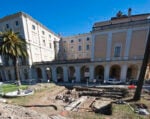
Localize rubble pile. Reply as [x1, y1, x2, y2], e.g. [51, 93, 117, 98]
[55, 89, 78, 103]
[131, 103, 150, 115]
[54, 87, 117, 114]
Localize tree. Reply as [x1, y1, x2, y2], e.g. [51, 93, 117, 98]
[133, 29, 150, 101]
[0, 30, 28, 86]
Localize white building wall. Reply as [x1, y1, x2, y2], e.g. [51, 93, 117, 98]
[0, 12, 60, 81]
[21, 13, 60, 64]
[21, 16, 34, 65]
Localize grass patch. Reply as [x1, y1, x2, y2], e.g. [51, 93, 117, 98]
[7, 83, 57, 105]
[1, 84, 28, 94]
[68, 111, 105, 119]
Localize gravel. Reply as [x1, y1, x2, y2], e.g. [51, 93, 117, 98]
[0, 102, 66, 119]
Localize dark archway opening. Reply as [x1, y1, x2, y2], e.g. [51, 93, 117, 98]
[94, 65, 104, 83]
[56, 67, 64, 82]
[109, 65, 121, 80]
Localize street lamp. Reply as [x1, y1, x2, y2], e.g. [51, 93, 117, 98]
[84, 67, 89, 87]
[46, 67, 50, 83]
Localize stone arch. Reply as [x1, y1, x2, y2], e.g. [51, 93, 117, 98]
[56, 66, 64, 82]
[36, 67, 42, 82]
[94, 65, 104, 83]
[109, 65, 121, 80]
[126, 64, 138, 81]
[80, 65, 89, 83]
[68, 66, 75, 83]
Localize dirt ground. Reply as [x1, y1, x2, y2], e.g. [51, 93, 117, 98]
[13, 84, 68, 116]
[4, 83, 150, 119]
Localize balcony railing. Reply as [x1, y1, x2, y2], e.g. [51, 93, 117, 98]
[94, 55, 144, 62]
[33, 55, 144, 66]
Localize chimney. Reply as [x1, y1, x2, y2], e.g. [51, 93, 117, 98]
[128, 8, 132, 17]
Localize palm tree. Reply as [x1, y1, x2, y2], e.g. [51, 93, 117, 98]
[0, 29, 28, 86]
[133, 29, 150, 100]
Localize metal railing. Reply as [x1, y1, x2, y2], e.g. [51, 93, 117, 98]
[33, 55, 144, 66]
[94, 56, 144, 62]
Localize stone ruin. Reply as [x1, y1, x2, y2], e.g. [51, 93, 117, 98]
[54, 86, 129, 115]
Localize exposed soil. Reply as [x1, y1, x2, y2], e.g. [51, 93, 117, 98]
[1, 83, 150, 119]
[0, 102, 53, 119]
[22, 84, 68, 116]
[2, 84, 68, 119]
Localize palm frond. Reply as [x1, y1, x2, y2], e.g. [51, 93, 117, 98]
[0, 30, 28, 58]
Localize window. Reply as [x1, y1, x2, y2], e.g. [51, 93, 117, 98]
[32, 32, 38, 43]
[78, 46, 82, 51]
[71, 46, 74, 51]
[32, 25, 35, 30]
[86, 45, 90, 50]
[79, 54, 82, 57]
[15, 21, 19, 26]
[78, 39, 81, 42]
[114, 46, 121, 57]
[87, 37, 90, 41]
[42, 31, 45, 35]
[6, 24, 9, 29]
[71, 40, 74, 43]
[49, 34, 51, 38]
[43, 40, 46, 46]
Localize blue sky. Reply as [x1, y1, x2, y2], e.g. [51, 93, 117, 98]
[0, 0, 150, 36]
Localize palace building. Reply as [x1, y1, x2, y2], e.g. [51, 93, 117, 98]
[0, 12, 60, 82]
[0, 9, 150, 84]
